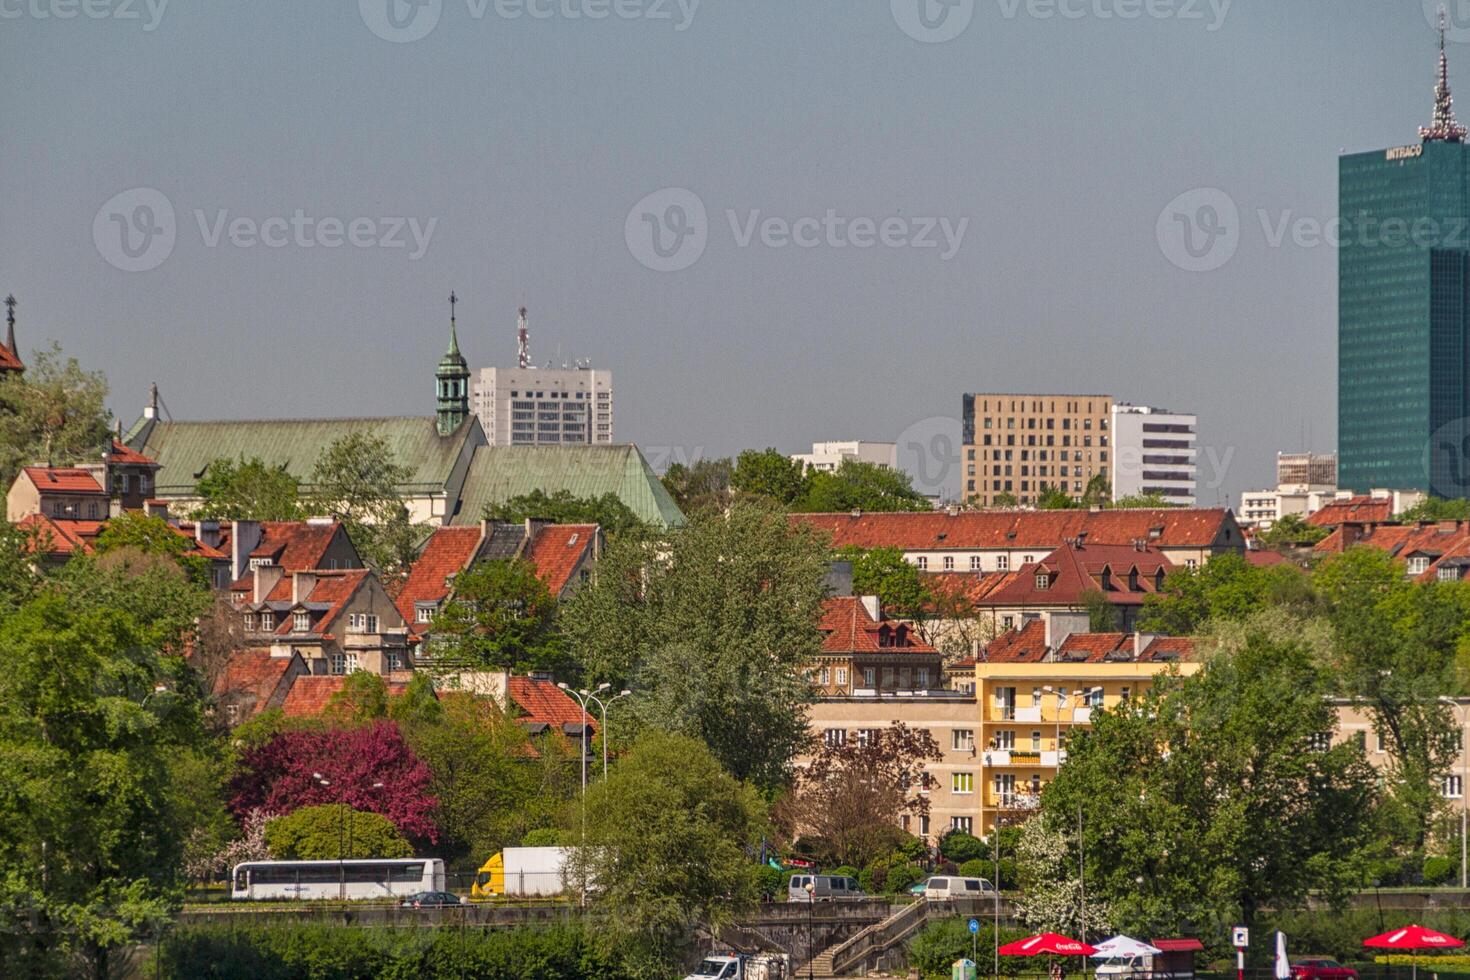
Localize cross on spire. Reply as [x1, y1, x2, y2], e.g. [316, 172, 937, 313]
[4, 294, 15, 355]
[1423, 6, 1468, 142]
[449, 290, 457, 323]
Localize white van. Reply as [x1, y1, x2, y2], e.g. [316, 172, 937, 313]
[787, 874, 865, 902]
[919, 876, 995, 899]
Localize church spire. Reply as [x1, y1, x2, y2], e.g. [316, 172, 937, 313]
[436, 290, 470, 436]
[4, 294, 15, 356]
[1423, 6, 1468, 142]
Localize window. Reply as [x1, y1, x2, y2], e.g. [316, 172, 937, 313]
[824, 729, 847, 747]
[1440, 565, 1461, 581]
[348, 613, 379, 633]
[1031, 730, 1041, 750]
[345, 652, 360, 673]
[952, 729, 975, 751]
[1032, 687, 1042, 707]
[1307, 732, 1332, 752]
[330, 653, 346, 675]
[387, 652, 405, 670]
[1087, 688, 1104, 708]
[856, 729, 879, 747]
[415, 603, 437, 624]
[1409, 556, 1431, 575]
[863, 667, 875, 687]
[916, 667, 929, 687]
[819, 667, 830, 685]
[994, 730, 1014, 750]
[1446, 775, 1464, 799]
[952, 772, 974, 795]
[1035, 573, 1049, 590]
[243, 613, 256, 632]
[970, 556, 982, 571]
[836, 667, 847, 686]
[996, 555, 1009, 571]
[260, 612, 274, 631]
[1185, 558, 1198, 570]
[1001, 615, 1014, 629]
[248, 557, 273, 570]
[950, 816, 973, 833]
[919, 815, 930, 836]
[943, 555, 955, 571]
[916, 557, 929, 571]
[292, 611, 310, 633]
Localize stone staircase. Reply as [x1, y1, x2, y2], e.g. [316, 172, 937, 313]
[805, 945, 838, 976]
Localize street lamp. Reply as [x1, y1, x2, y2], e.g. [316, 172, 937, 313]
[584, 687, 633, 779]
[313, 772, 344, 900]
[557, 682, 606, 798]
[804, 880, 816, 980]
[1441, 696, 1469, 887]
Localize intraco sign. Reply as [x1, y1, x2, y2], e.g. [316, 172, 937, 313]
[1232, 927, 1250, 948]
[1387, 145, 1425, 161]
[969, 919, 980, 934]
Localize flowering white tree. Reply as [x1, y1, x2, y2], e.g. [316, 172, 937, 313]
[185, 808, 275, 882]
[1012, 816, 1111, 937]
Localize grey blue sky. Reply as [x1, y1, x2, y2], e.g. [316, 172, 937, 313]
[0, 0, 1457, 503]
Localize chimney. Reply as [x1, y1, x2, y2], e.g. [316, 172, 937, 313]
[194, 519, 221, 550]
[292, 571, 317, 604]
[1043, 610, 1089, 652]
[143, 382, 159, 421]
[859, 594, 881, 621]
[144, 500, 169, 521]
[849, 508, 862, 518]
[252, 564, 284, 604]
[231, 520, 263, 582]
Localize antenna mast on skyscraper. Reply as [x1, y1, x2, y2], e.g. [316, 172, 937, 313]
[1423, 6, 1468, 142]
[517, 306, 530, 368]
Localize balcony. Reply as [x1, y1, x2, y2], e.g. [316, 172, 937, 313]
[1040, 750, 1065, 767]
[1073, 707, 1094, 724]
[1015, 706, 1042, 723]
[984, 750, 1011, 767]
[993, 792, 1042, 812]
[991, 706, 1017, 721]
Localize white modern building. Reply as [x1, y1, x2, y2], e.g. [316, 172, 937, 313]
[1109, 404, 1197, 506]
[1238, 452, 1341, 527]
[470, 308, 612, 447]
[792, 441, 897, 474]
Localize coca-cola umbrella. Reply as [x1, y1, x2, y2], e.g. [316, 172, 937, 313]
[1000, 933, 1099, 956]
[1363, 925, 1465, 980]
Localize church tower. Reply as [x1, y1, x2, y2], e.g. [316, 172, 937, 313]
[436, 292, 470, 436]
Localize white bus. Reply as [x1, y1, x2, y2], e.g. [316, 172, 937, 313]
[231, 859, 446, 901]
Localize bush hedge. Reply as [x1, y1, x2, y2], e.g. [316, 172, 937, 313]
[1424, 856, 1457, 887]
[151, 921, 634, 979]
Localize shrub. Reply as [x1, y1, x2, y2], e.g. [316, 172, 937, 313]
[829, 865, 860, 880]
[939, 830, 984, 864]
[520, 827, 561, 847]
[908, 919, 1032, 978]
[885, 863, 926, 894]
[755, 865, 785, 901]
[152, 921, 634, 979]
[264, 805, 411, 861]
[1424, 856, 1457, 887]
[958, 859, 990, 879]
[895, 833, 929, 863]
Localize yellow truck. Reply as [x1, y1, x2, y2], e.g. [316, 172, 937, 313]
[470, 847, 571, 900]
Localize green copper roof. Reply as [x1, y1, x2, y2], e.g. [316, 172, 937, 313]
[130, 416, 483, 496]
[451, 444, 686, 528]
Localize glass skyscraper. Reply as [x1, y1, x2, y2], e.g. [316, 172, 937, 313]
[1340, 17, 1470, 496]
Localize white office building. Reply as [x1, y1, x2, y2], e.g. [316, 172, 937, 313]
[792, 441, 898, 474]
[472, 366, 612, 446]
[1109, 405, 1197, 506]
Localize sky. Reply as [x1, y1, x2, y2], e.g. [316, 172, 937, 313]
[0, 0, 1460, 505]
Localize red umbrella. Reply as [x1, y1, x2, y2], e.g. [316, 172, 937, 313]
[1363, 925, 1464, 980]
[1363, 926, 1465, 950]
[1000, 933, 1099, 956]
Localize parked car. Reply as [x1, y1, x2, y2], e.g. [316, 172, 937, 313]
[1292, 959, 1359, 980]
[401, 890, 461, 908]
[918, 875, 996, 899]
[786, 874, 865, 902]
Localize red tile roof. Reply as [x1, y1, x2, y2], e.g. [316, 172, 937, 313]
[1245, 549, 1288, 566]
[15, 514, 104, 556]
[394, 526, 482, 622]
[982, 542, 1173, 608]
[980, 619, 1194, 664]
[0, 341, 22, 373]
[247, 569, 373, 636]
[1141, 636, 1195, 661]
[818, 596, 936, 654]
[213, 649, 296, 717]
[1056, 632, 1131, 661]
[1307, 496, 1393, 527]
[922, 571, 1017, 609]
[526, 524, 596, 596]
[793, 509, 1237, 551]
[220, 522, 350, 587]
[107, 440, 157, 466]
[1311, 520, 1470, 582]
[278, 673, 414, 718]
[22, 466, 105, 495]
[507, 676, 596, 730]
[983, 618, 1050, 663]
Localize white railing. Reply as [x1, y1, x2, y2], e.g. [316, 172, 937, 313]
[1015, 706, 1042, 723]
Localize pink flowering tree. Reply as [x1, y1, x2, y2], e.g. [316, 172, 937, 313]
[228, 720, 439, 843]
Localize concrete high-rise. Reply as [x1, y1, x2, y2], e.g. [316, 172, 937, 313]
[470, 308, 613, 446]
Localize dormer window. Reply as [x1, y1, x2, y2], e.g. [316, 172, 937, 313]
[1035, 573, 1049, 590]
[1408, 556, 1431, 575]
[415, 603, 437, 624]
[292, 611, 310, 633]
[249, 557, 273, 570]
[243, 613, 256, 632]
[1100, 568, 1113, 590]
[1128, 569, 1140, 591]
[1440, 565, 1461, 582]
[259, 612, 275, 631]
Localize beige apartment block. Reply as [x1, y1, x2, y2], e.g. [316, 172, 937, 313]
[962, 394, 1114, 507]
[1334, 698, 1470, 820]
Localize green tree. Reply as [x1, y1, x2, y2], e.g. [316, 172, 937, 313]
[310, 431, 421, 575]
[567, 500, 829, 790]
[1136, 551, 1316, 636]
[567, 732, 765, 977]
[1113, 492, 1175, 508]
[992, 492, 1018, 507]
[661, 457, 734, 514]
[731, 448, 808, 505]
[1399, 497, 1470, 522]
[264, 804, 411, 860]
[1259, 513, 1329, 548]
[429, 559, 566, 674]
[0, 342, 110, 489]
[93, 510, 211, 586]
[483, 488, 645, 537]
[1037, 486, 1079, 510]
[794, 459, 930, 512]
[0, 594, 216, 980]
[194, 455, 305, 521]
[1046, 634, 1378, 939]
[1079, 588, 1119, 632]
[840, 545, 931, 617]
[0, 519, 44, 622]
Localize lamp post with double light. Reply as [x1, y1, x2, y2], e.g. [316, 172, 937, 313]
[584, 687, 632, 779]
[557, 682, 608, 798]
[312, 772, 384, 899]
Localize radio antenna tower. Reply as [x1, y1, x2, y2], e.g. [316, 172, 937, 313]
[517, 306, 531, 368]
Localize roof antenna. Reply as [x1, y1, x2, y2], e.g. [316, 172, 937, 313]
[1423, 6, 1467, 142]
[518, 306, 530, 369]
